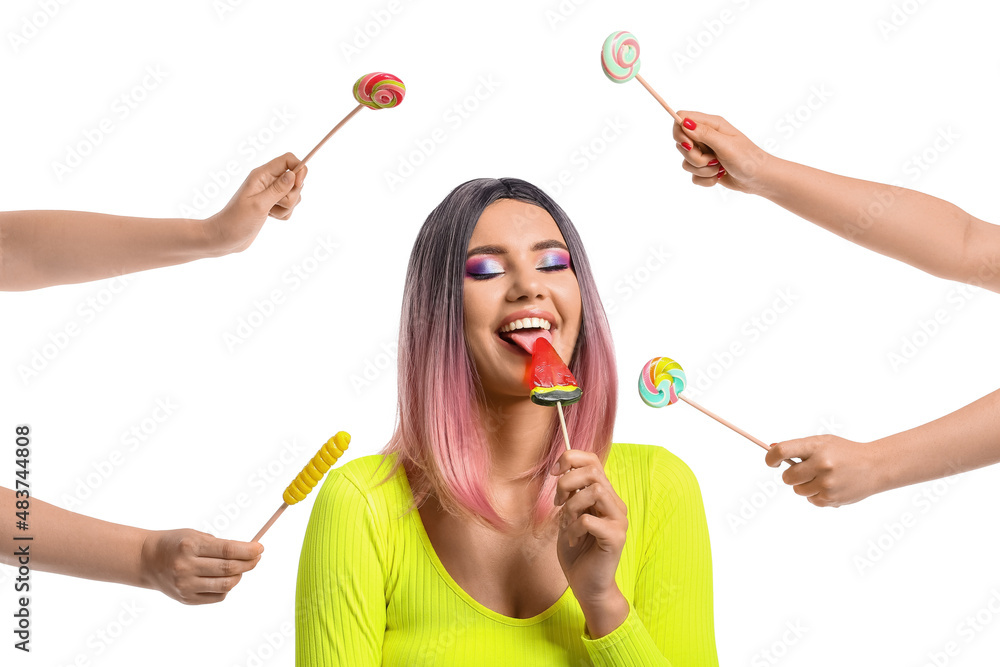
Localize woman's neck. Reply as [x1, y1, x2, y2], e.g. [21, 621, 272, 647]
[480, 395, 556, 489]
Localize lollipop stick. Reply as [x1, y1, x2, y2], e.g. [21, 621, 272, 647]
[679, 395, 797, 465]
[251, 502, 288, 543]
[556, 401, 572, 451]
[634, 74, 683, 125]
[294, 103, 365, 172]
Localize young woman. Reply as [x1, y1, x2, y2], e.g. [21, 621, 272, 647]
[296, 179, 718, 665]
[674, 112, 1000, 508]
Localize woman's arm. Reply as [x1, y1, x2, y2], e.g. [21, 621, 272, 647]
[296, 470, 385, 666]
[767, 386, 1000, 507]
[0, 153, 307, 291]
[0, 488, 262, 603]
[673, 112, 1000, 293]
[581, 447, 718, 666]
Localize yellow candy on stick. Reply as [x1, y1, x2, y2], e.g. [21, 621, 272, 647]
[251, 432, 350, 542]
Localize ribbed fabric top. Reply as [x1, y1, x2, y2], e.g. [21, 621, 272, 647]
[295, 442, 718, 666]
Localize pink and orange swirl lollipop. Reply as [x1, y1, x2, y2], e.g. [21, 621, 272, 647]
[295, 72, 406, 170]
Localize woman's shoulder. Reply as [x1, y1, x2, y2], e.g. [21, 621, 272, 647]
[606, 442, 703, 505]
[313, 451, 410, 516]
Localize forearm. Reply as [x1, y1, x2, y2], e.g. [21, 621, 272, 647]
[0, 210, 217, 291]
[756, 157, 998, 289]
[875, 387, 1000, 493]
[1, 490, 150, 588]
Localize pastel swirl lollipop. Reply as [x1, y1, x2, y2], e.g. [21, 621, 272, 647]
[353, 72, 406, 109]
[638, 357, 686, 408]
[601, 31, 641, 83]
[600, 31, 683, 124]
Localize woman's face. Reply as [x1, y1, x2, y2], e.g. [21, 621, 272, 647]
[463, 199, 582, 400]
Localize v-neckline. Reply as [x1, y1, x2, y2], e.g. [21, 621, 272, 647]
[401, 470, 573, 626]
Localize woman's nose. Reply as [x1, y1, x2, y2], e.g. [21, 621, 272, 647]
[506, 267, 544, 301]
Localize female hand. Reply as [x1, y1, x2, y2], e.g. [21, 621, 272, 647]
[550, 449, 628, 607]
[205, 152, 308, 255]
[139, 529, 263, 604]
[672, 111, 774, 195]
[765, 435, 886, 507]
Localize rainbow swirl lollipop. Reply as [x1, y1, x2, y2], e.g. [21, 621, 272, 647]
[638, 357, 686, 408]
[353, 72, 406, 109]
[601, 31, 641, 83]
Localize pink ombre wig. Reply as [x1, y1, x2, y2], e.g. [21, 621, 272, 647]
[376, 178, 617, 533]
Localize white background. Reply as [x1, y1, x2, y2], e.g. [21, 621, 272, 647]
[2, 0, 999, 665]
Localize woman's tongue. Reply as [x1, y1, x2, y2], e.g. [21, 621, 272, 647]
[506, 328, 553, 354]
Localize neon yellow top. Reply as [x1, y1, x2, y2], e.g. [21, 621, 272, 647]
[295, 443, 718, 666]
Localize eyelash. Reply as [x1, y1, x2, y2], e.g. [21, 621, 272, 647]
[466, 260, 570, 280]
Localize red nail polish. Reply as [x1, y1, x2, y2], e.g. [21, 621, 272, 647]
[716, 169, 726, 179]
[683, 118, 697, 130]
[681, 142, 692, 151]
[707, 159, 718, 166]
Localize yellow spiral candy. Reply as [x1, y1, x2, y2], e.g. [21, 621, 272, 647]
[282, 431, 351, 505]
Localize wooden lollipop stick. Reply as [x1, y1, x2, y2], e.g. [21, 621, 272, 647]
[252, 502, 288, 543]
[679, 395, 798, 465]
[292, 103, 365, 172]
[634, 74, 683, 125]
[556, 402, 572, 451]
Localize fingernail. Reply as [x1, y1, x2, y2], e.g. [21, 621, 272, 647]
[281, 171, 294, 183]
[683, 118, 697, 130]
[707, 159, 718, 166]
[681, 142, 692, 151]
[716, 169, 726, 179]
[550, 462, 560, 475]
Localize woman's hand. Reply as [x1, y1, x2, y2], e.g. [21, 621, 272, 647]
[765, 435, 887, 507]
[550, 449, 628, 608]
[139, 529, 264, 604]
[204, 152, 308, 256]
[673, 111, 775, 195]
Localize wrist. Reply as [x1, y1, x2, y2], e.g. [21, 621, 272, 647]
[580, 587, 629, 639]
[867, 437, 900, 495]
[136, 530, 160, 591]
[745, 153, 786, 199]
[199, 213, 232, 258]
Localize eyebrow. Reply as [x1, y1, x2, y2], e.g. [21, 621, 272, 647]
[466, 239, 569, 258]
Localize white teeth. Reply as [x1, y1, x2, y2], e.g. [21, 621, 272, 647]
[499, 317, 553, 333]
